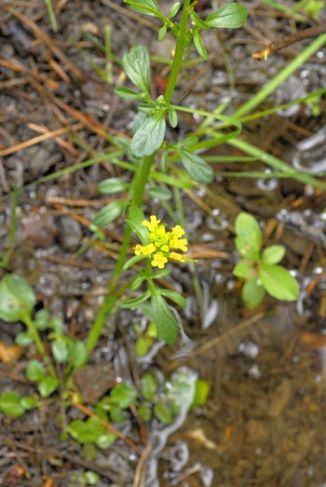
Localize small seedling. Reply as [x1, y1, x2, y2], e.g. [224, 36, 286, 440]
[233, 212, 299, 309]
[0, 273, 87, 398]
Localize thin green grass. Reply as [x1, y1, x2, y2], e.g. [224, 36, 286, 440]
[44, 0, 58, 32]
[227, 138, 326, 189]
[234, 34, 326, 118]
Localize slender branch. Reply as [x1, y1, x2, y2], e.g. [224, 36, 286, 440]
[164, 0, 191, 104]
[252, 25, 326, 60]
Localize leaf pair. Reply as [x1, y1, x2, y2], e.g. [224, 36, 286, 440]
[234, 212, 299, 310]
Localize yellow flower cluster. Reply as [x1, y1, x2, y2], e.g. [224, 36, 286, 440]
[134, 216, 189, 269]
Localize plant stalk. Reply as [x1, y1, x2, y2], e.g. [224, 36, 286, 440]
[86, 0, 193, 356]
[164, 0, 191, 104]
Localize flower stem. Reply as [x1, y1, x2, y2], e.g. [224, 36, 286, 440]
[164, 0, 191, 104]
[22, 313, 46, 356]
[86, 155, 153, 354]
[86, 0, 193, 357]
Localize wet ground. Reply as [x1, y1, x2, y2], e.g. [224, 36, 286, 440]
[0, 1, 326, 486]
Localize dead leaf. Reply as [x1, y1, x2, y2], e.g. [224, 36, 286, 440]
[0, 341, 22, 365]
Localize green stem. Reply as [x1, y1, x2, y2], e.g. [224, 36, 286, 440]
[86, 1, 192, 356]
[22, 314, 46, 356]
[22, 313, 56, 376]
[86, 156, 153, 354]
[164, 0, 191, 104]
[234, 34, 326, 118]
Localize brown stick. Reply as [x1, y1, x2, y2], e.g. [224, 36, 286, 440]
[252, 25, 326, 60]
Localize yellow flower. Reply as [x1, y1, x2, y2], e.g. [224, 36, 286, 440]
[152, 252, 168, 269]
[133, 216, 190, 268]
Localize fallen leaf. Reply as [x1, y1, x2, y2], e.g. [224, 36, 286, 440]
[0, 341, 22, 365]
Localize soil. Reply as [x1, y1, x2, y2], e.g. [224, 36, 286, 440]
[0, 1, 326, 486]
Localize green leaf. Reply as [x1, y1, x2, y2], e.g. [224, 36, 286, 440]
[26, 360, 45, 382]
[190, 10, 208, 29]
[148, 186, 172, 201]
[68, 341, 88, 368]
[48, 317, 63, 334]
[0, 274, 36, 322]
[168, 108, 178, 128]
[158, 24, 168, 41]
[20, 396, 38, 410]
[138, 404, 152, 422]
[166, 368, 197, 412]
[122, 46, 150, 92]
[180, 150, 213, 183]
[52, 339, 68, 364]
[123, 255, 146, 271]
[98, 177, 128, 194]
[124, 0, 160, 17]
[141, 372, 158, 401]
[110, 384, 137, 409]
[168, 2, 181, 18]
[235, 212, 262, 259]
[259, 264, 299, 301]
[149, 295, 180, 344]
[262, 245, 285, 264]
[34, 309, 50, 330]
[93, 201, 125, 228]
[159, 289, 186, 308]
[241, 278, 265, 310]
[131, 113, 166, 157]
[68, 419, 101, 444]
[114, 86, 142, 100]
[108, 406, 126, 423]
[192, 379, 210, 408]
[154, 401, 173, 424]
[0, 391, 25, 417]
[126, 205, 148, 243]
[120, 292, 151, 309]
[15, 332, 33, 347]
[38, 375, 60, 397]
[233, 260, 255, 279]
[135, 336, 153, 356]
[96, 432, 116, 449]
[205, 3, 248, 29]
[84, 471, 101, 485]
[193, 30, 208, 59]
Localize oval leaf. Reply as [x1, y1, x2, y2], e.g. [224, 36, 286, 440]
[262, 245, 285, 264]
[110, 384, 137, 409]
[114, 86, 142, 100]
[52, 339, 68, 364]
[122, 46, 150, 92]
[193, 30, 208, 59]
[205, 3, 248, 29]
[131, 114, 166, 157]
[233, 260, 255, 280]
[26, 360, 45, 382]
[0, 391, 25, 417]
[93, 201, 125, 228]
[0, 274, 36, 322]
[124, 0, 160, 17]
[235, 212, 262, 259]
[38, 375, 60, 398]
[180, 150, 213, 183]
[259, 264, 299, 301]
[98, 177, 128, 194]
[150, 295, 180, 344]
[241, 278, 265, 310]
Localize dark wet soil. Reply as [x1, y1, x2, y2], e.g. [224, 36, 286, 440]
[0, 1, 326, 486]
